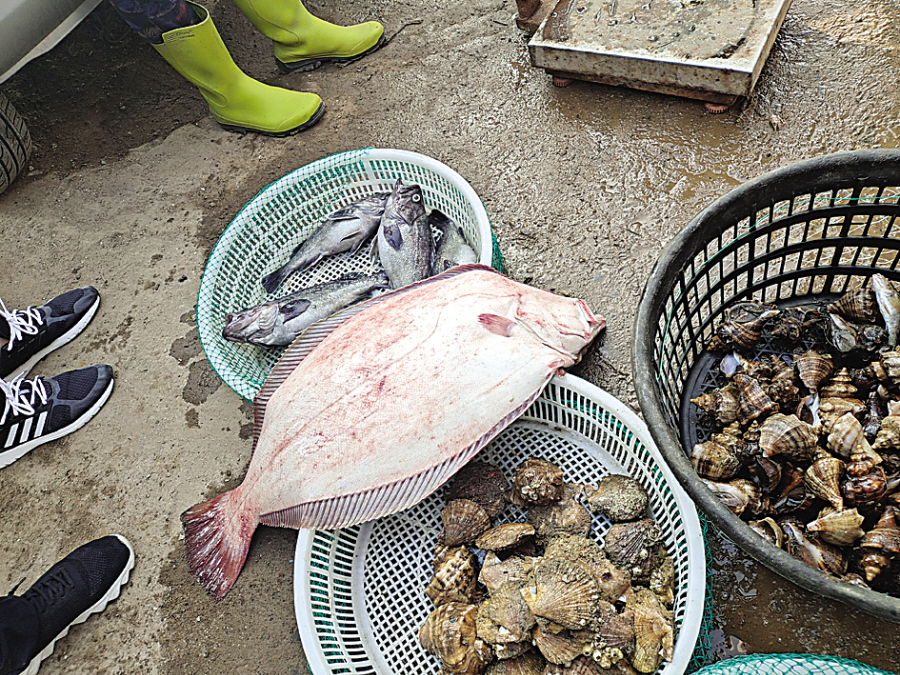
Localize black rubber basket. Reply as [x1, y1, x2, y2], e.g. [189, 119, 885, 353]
[632, 149, 900, 623]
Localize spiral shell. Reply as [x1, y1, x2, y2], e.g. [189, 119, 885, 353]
[749, 517, 784, 548]
[691, 384, 740, 426]
[842, 452, 887, 506]
[766, 359, 801, 410]
[703, 478, 768, 517]
[873, 415, 900, 453]
[782, 520, 848, 576]
[708, 309, 778, 352]
[827, 412, 871, 460]
[827, 288, 879, 322]
[734, 373, 780, 424]
[512, 459, 565, 506]
[807, 507, 865, 547]
[880, 350, 900, 386]
[477, 523, 537, 552]
[691, 437, 742, 481]
[863, 392, 887, 443]
[585, 474, 648, 522]
[419, 602, 492, 674]
[522, 558, 601, 630]
[440, 499, 492, 546]
[448, 461, 510, 519]
[759, 413, 819, 462]
[795, 350, 834, 392]
[859, 506, 900, 557]
[804, 453, 845, 510]
[426, 545, 483, 606]
[820, 368, 858, 399]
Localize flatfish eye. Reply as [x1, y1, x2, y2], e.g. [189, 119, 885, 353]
[413, 194, 421, 202]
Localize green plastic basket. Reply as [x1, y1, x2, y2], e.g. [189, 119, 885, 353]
[693, 654, 897, 675]
[196, 148, 502, 401]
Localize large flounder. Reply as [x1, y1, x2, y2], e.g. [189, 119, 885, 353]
[182, 264, 605, 599]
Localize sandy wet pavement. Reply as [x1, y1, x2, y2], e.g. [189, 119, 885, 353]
[0, 0, 899, 672]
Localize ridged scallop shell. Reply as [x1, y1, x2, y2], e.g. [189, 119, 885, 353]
[493, 641, 535, 662]
[827, 288, 878, 322]
[804, 454, 845, 510]
[749, 517, 784, 548]
[649, 555, 676, 608]
[486, 650, 544, 674]
[543, 534, 632, 604]
[440, 499, 492, 546]
[691, 384, 740, 426]
[476, 581, 536, 644]
[477, 523, 537, 552]
[603, 519, 664, 580]
[541, 656, 606, 675]
[528, 488, 592, 545]
[532, 623, 584, 666]
[628, 588, 674, 675]
[512, 459, 565, 506]
[734, 373, 779, 424]
[479, 553, 536, 595]
[586, 474, 648, 522]
[795, 350, 834, 392]
[419, 602, 492, 674]
[807, 507, 865, 546]
[759, 413, 819, 462]
[522, 558, 600, 630]
[448, 461, 510, 518]
[426, 545, 482, 606]
[691, 438, 742, 481]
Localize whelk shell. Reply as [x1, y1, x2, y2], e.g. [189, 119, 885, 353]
[827, 287, 878, 322]
[807, 507, 865, 547]
[691, 384, 740, 426]
[782, 520, 848, 576]
[691, 437, 742, 481]
[873, 415, 900, 453]
[440, 498, 492, 546]
[708, 309, 778, 352]
[842, 452, 887, 506]
[820, 368, 858, 399]
[702, 478, 768, 517]
[804, 453, 845, 511]
[734, 373, 779, 424]
[795, 349, 834, 393]
[827, 412, 873, 461]
[749, 517, 784, 548]
[759, 413, 818, 462]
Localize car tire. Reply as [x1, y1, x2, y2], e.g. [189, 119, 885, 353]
[0, 91, 33, 196]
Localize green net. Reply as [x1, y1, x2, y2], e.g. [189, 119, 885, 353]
[196, 148, 500, 400]
[693, 654, 897, 675]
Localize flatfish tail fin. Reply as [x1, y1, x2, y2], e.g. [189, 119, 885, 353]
[252, 263, 502, 452]
[181, 489, 259, 600]
[259, 372, 551, 530]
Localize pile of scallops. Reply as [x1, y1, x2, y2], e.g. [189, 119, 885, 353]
[692, 273, 900, 595]
[417, 458, 677, 675]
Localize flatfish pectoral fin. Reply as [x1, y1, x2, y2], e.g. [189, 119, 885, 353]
[259, 374, 554, 531]
[479, 313, 516, 337]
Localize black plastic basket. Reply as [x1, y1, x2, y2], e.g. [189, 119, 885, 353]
[632, 149, 900, 623]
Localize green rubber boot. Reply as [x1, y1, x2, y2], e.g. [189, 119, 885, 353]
[153, 3, 323, 136]
[230, 0, 384, 73]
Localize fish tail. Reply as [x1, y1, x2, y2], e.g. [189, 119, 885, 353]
[181, 488, 258, 600]
[262, 267, 288, 294]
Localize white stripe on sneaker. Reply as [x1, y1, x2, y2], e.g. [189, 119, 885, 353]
[5, 423, 16, 448]
[20, 416, 33, 443]
[34, 410, 47, 437]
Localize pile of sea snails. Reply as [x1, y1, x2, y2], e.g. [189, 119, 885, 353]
[417, 458, 677, 675]
[692, 272, 900, 596]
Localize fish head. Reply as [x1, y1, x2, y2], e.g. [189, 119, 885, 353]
[511, 290, 605, 363]
[222, 301, 279, 344]
[386, 179, 426, 226]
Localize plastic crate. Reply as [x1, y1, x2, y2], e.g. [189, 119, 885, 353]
[196, 148, 501, 401]
[633, 149, 900, 623]
[294, 374, 707, 675]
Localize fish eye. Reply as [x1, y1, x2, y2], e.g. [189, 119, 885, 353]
[412, 195, 420, 202]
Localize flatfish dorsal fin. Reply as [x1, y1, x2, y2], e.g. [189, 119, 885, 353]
[251, 263, 499, 454]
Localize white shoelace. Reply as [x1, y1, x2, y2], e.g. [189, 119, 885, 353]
[0, 374, 48, 425]
[0, 299, 44, 351]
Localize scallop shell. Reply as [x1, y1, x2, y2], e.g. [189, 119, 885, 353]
[479, 553, 536, 596]
[532, 623, 584, 666]
[749, 517, 784, 548]
[541, 656, 606, 675]
[512, 458, 565, 506]
[795, 349, 834, 392]
[734, 373, 780, 424]
[649, 554, 676, 608]
[585, 474, 648, 522]
[804, 454, 845, 510]
[628, 588, 674, 675]
[476, 581, 536, 644]
[759, 413, 819, 462]
[691, 438, 742, 481]
[807, 507, 865, 547]
[426, 545, 482, 606]
[603, 519, 664, 580]
[522, 558, 600, 630]
[477, 523, 537, 552]
[440, 499, 492, 546]
[827, 288, 878, 322]
[486, 650, 545, 674]
[419, 602, 492, 674]
[543, 534, 632, 604]
[690, 384, 740, 426]
[493, 641, 536, 662]
[448, 461, 510, 519]
[528, 488, 592, 545]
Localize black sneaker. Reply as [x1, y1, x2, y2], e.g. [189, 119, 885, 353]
[0, 365, 115, 470]
[0, 287, 101, 380]
[0, 535, 135, 675]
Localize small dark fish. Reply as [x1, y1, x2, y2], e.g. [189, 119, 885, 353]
[376, 179, 433, 289]
[223, 272, 389, 346]
[261, 192, 390, 293]
[432, 210, 478, 272]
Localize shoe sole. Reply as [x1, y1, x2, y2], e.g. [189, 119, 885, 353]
[7, 295, 101, 380]
[20, 534, 136, 675]
[0, 373, 114, 470]
[217, 101, 325, 138]
[275, 37, 384, 74]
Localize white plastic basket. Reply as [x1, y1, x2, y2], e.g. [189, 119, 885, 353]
[196, 148, 498, 401]
[294, 374, 707, 675]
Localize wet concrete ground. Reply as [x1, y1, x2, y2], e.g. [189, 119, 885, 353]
[0, 0, 899, 672]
